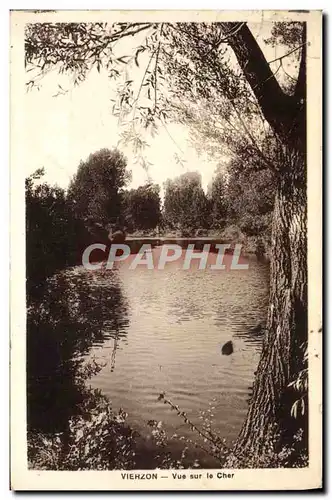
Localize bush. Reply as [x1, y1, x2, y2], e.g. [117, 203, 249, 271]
[221, 224, 245, 243]
[238, 213, 271, 237]
[28, 389, 138, 470]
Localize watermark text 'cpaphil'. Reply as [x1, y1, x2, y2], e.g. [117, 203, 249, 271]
[82, 243, 249, 271]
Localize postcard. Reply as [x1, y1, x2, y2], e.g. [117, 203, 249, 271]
[10, 9, 322, 490]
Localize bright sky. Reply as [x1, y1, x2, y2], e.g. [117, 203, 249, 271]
[25, 68, 220, 193]
[24, 22, 294, 194]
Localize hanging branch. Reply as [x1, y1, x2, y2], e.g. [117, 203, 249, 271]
[153, 24, 164, 114]
[229, 100, 277, 172]
[267, 42, 307, 65]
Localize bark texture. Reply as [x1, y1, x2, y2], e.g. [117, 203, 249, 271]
[234, 152, 307, 458]
[221, 22, 308, 460]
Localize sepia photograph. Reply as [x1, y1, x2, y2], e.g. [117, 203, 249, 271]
[10, 9, 322, 490]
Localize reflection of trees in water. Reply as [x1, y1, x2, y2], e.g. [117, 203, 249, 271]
[110, 337, 118, 373]
[214, 264, 269, 349]
[27, 267, 129, 435]
[231, 320, 266, 347]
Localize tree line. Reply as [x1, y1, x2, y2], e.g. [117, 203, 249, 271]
[26, 146, 274, 289]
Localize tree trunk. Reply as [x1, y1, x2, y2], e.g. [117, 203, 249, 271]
[218, 22, 308, 465]
[233, 145, 307, 463]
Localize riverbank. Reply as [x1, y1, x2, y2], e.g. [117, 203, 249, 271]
[28, 380, 307, 470]
[126, 225, 271, 259]
[27, 381, 221, 470]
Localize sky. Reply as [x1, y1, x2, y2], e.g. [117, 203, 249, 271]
[24, 21, 295, 194]
[24, 68, 220, 193]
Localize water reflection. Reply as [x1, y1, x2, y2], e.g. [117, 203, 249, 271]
[27, 267, 129, 434]
[87, 246, 269, 447]
[27, 240, 270, 461]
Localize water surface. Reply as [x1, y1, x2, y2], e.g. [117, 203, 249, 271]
[85, 243, 269, 449]
[28, 241, 269, 464]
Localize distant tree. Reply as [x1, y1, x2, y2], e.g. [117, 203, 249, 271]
[207, 167, 229, 230]
[228, 170, 275, 237]
[123, 183, 161, 232]
[163, 172, 209, 233]
[223, 140, 276, 237]
[67, 149, 131, 227]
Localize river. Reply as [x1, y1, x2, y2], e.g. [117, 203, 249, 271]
[27, 240, 269, 466]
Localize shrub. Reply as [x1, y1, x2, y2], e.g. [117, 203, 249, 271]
[28, 388, 138, 470]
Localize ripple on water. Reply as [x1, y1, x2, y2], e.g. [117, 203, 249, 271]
[36, 252, 268, 453]
[72, 250, 270, 448]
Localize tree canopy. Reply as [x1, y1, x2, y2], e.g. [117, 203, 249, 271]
[67, 148, 131, 226]
[123, 182, 161, 231]
[163, 172, 209, 233]
[25, 21, 306, 150]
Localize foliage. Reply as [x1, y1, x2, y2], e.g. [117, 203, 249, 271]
[123, 182, 161, 231]
[227, 166, 275, 236]
[226, 425, 308, 469]
[163, 172, 209, 233]
[25, 21, 298, 154]
[25, 23, 156, 89]
[27, 264, 131, 432]
[29, 382, 308, 470]
[288, 342, 308, 419]
[158, 392, 228, 464]
[264, 21, 304, 50]
[28, 389, 138, 470]
[263, 20, 305, 97]
[206, 167, 229, 229]
[157, 392, 307, 469]
[67, 148, 131, 226]
[160, 159, 274, 242]
[26, 169, 67, 276]
[26, 169, 84, 295]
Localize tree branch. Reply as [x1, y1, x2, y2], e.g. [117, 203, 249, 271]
[153, 24, 163, 113]
[219, 22, 304, 144]
[110, 23, 153, 42]
[267, 42, 307, 65]
[294, 24, 306, 102]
